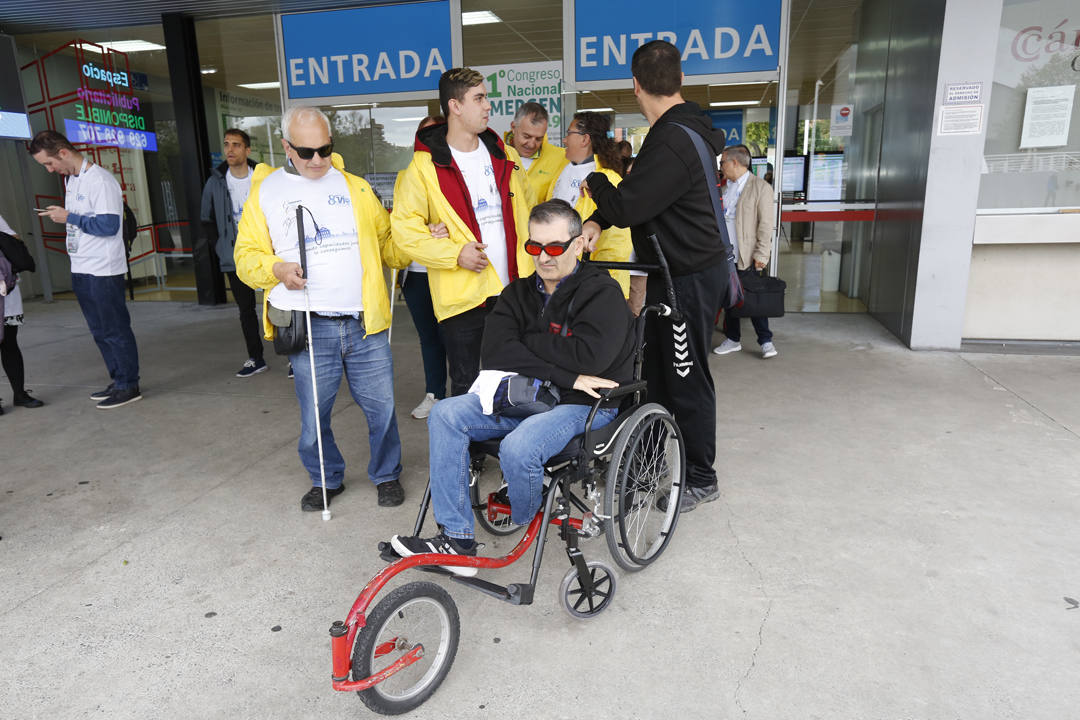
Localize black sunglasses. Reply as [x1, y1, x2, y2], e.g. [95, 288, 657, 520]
[524, 236, 577, 257]
[287, 140, 334, 160]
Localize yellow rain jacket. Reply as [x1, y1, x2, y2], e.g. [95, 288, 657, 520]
[504, 131, 566, 206]
[392, 126, 534, 322]
[546, 156, 632, 297]
[234, 154, 409, 341]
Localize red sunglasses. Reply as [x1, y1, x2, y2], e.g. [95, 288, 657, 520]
[524, 236, 577, 257]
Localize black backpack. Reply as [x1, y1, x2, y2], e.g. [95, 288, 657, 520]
[122, 203, 138, 257]
[0, 231, 35, 273]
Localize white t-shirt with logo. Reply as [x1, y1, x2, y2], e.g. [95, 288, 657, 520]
[261, 167, 365, 313]
[65, 161, 126, 276]
[0, 214, 21, 317]
[550, 159, 595, 207]
[225, 166, 252, 226]
[520, 155, 535, 171]
[451, 143, 509, 286]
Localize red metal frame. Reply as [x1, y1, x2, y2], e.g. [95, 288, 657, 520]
[330, 506, 551, 692]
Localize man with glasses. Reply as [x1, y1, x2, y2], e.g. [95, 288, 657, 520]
[234, 106, 410, 512]
[390, 200, 635, 569]
[392, 67, 533, 397]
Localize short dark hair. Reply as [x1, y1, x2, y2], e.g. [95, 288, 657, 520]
[723, 144, 752, 169]
[514, 102, 548, 125]
[631, 40, 682, 97]
[28, 129, 76, 156]
[529, 199, 583, 239]
[223, 128, 251, 147]
[439, 67, 485, 117]
[416, 115, 444, 134]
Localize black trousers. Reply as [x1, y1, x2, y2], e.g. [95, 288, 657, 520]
[438, 301, 495, 397]
[226, 271, 264, 362]
[0, 323, 25, 396]
[643, 263, 724, 489]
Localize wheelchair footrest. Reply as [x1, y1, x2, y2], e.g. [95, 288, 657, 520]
[377, 540, 402, 564]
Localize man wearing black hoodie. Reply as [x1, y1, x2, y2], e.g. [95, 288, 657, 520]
[582, 40, 728, 513]
[200, 128, 266, 378]
[391, 200, 634, 572]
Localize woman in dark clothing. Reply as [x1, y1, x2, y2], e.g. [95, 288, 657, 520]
[0, 215, 45, 415]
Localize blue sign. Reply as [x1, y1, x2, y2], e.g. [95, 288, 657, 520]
[282, 2, 454, 99]
[574, 0, 781, 82]
[64, 119, 158, 152]
[707, 110, 744, 147]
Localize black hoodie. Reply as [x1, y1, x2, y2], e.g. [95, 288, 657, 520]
[585, 102, 726, 277]
[480, 262, 635, 406]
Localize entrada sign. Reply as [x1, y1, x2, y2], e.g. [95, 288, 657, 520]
[280, 1, 457, 100]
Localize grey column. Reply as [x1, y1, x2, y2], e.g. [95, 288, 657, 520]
[908, 0, 1004, 349]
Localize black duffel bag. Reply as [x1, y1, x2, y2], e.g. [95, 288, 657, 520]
[728, 269, 786, 319]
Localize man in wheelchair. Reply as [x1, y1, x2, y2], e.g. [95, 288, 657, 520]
[391, 200, 636, 574]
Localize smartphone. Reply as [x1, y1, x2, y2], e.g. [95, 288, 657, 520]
[34, 207, 48, 212]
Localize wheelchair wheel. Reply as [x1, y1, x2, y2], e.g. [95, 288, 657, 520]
[603, 403, 685, 572]
[352, 581, 460, 716]
[469, 454, 524, 537]
[560, 560, 617, 619]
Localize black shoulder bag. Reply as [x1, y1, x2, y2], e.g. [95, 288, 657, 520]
[268, 206, 309, 356]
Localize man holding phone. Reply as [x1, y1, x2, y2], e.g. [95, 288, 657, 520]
[30, 129, 141, 409]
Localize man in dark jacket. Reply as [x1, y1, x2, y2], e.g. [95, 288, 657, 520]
[200, 128, 266, 378]
[391, 200, 634, 573]
[582, 40, 729, 513]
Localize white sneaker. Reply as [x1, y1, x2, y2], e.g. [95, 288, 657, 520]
[761, 342, 778, 359]
[411, 393, 438, 419]
[712, 338, 742, 355]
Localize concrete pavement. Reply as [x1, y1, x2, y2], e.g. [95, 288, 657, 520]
[1, 299, 1077, 719]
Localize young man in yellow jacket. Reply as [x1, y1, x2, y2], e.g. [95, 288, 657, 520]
[392, 68, 533, 396]
[234, 106, 410, 512]
[504, 101, 565, 204]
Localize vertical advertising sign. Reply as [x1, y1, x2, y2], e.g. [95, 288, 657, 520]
[474, 61, 563, 143]
[279, 0, 462, 104]
[567, 0, 782, 89]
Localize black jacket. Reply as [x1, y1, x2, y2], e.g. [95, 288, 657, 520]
[481, 262, 635, 406]
[586, 102, 726, 277]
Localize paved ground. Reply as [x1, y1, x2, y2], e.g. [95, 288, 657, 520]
[1, 299, 1078, 720]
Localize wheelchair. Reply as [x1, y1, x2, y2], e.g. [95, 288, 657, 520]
[328, 239, 688, 715]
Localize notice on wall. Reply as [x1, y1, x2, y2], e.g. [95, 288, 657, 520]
[830, 104, 852, 137]
[938, 104, 983, 135]
[943, 81, 981, 105]
[1019, 85, 1075, 149]
[473, 61, 563, 143]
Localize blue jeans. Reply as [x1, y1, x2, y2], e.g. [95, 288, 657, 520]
[401, 271, 446, 399]
[71, 273, 140, 390]
[427, 393, 617, 539]
[289, 315, 402, 489]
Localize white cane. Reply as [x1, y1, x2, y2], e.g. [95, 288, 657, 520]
[297, 206, 331, 522]
[387, 268, 397, 345]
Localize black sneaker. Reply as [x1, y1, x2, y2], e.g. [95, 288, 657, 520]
[235, 358, 268, 378]
[287, 363, 294, 379]
[376, 479, 405, 507]
[90, 384, 115, 401]
[657, 483, 719, 513]
[390, 533, 478, 576]
[96, 386, 142, 410]
[301, 484, 345, 511]
[14, 391, 44, 408]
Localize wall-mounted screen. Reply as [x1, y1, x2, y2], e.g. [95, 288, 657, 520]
[0, 35, 31, 139]
[782, 155, 806, 193]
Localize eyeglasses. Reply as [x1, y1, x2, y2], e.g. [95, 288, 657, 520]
[287, 140, 334, 160]
[524, 236, 577, 257]
[565, 130, 588, 137]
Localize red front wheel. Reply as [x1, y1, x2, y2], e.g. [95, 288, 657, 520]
[352, 581, 460, 715]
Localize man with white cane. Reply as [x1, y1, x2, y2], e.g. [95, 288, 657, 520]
[235, 106, 411, 514]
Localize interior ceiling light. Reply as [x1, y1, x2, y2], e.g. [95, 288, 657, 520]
[709, 81, 771, 87]
[200, 68, 217, 75]
[392, 116, 426, 122]
[462, 11, 501, 25]
[332, 103, 373, 108]
[238, 81, 281, 90]
[91, 40, 167, 53]
[710, 100, 758, 107]
[581, 107, 614, 112]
